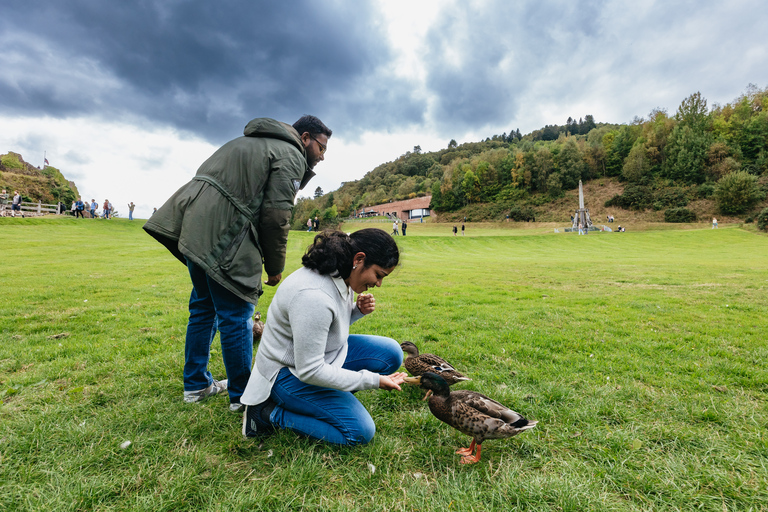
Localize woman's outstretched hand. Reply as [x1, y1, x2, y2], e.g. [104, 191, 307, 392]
[379, 372, 407, 391]
[357, 293, 376, 315]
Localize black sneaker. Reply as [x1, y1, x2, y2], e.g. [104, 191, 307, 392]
[242, 399, 276, 438]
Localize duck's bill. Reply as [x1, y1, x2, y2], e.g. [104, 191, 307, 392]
[403, 376, 422, 385]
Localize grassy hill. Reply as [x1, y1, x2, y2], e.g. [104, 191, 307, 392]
[0, 152, 80, 206]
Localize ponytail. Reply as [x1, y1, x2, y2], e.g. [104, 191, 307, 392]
[302, 228, 399, 278]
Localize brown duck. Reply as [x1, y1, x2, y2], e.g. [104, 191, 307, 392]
[404, 372, 537, 464]
[252, 311, 265, 343]
[400, 341, 469, 400]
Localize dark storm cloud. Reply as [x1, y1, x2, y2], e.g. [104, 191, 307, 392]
[422, 0, 608, 130]
[0, 0, 424, 142]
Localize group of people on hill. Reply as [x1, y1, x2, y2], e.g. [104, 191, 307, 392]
[65, 199, 137, 220]
[1, 189, 139, 220]
[69, 198, 114, 219]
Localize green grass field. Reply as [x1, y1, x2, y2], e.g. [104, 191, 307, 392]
[1, 217, 766, 511]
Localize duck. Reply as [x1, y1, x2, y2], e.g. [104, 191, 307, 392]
[400, 341, 469, 400]
[404, 372, 537, 464]
[252, 311, 265, 343]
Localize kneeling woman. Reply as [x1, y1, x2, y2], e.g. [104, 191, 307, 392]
[241, 229, 406, 445]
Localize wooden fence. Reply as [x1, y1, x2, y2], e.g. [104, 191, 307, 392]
[1, 200, 66, 217]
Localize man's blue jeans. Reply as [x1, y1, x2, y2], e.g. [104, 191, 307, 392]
[269, 334, 402, 446]
[184, 259, 254, 404]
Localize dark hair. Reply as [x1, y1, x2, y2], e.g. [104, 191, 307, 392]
[302, 228, 399, 279]
[293, 115, 332, 138]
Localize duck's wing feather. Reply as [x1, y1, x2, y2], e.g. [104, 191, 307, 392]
[417, 353, 458, 371]
[451, 390, 527, 424]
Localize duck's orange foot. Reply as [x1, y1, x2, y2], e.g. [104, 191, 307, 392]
[455, 447, 473, 456]
[459, 454, 480, 464]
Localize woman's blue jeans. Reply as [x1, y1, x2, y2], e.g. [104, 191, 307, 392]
[184, 259, 254, 403]
[269, 334, 402, 446]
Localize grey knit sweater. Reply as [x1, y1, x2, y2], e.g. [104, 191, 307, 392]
[241, 266, 380, 405]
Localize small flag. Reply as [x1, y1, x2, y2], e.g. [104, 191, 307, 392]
[44, 158, 50, 166]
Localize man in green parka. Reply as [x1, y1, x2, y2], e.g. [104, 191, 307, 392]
[144, 115, 331, 412]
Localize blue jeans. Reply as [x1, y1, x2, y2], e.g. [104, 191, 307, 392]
[184, 259, 254, 403]
[129, 211, 133, 220]
[269, 334, 402, 446]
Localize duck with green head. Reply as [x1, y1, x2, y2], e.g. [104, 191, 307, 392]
[400, 341, 469, 400]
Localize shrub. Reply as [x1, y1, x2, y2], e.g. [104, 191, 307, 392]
[696, 182, 716, 198]
[664, 207, 697, 223]
[0, 153, 24, 170]
[605, 185, 654, 210]
[508, 205, 536, 221]
[744, 216, 754, 224]
[757, 207, 768, 231]
[714, 171, 765, 214]
[653, 187, 689, 211]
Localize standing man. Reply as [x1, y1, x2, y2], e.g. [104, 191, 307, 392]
[90, 199, 98, 219]
[144, 115, 331, 412]
[402, 219, 407, 236]
[11, 190, 22, 217]
[128, 202, 135, 221]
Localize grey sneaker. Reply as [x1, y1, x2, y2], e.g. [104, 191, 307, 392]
[229, 403, 244, 413]
[183, 379, 228, 403]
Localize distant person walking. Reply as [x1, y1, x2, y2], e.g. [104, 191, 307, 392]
[712, 217, 718, 229]
[307, 217, 312, 231]
[75, 197, 85, 218]
[102, 200, 110, 219]
[128, 202, 135, 221]
[313, 216, 319, 231]
[578, 222, 584, 235]
[392, 220, 399, 236]
[90, 199, 98, 219]
[70, 201, 76, 216]
[401, 219, 407, 236]
[452, 225, 457, 236]
[461, 223, 465, 236]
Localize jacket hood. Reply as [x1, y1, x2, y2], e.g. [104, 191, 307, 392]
[243, 118, 305, 157]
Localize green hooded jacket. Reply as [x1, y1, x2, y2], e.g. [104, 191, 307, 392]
[143, 118, 315, 304]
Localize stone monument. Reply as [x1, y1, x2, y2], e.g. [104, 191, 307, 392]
[571, 180, 593, 232]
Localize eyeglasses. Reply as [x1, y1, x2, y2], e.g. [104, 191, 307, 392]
[309, 134, 327, 155]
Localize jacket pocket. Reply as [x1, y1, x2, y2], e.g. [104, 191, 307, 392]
[218, 223, 264, 296]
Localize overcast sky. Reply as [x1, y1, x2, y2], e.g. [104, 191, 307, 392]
[1, 0, 766, 219]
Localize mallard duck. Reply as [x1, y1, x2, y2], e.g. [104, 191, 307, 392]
[400, 341, 469, 400]
[404, 372, 537, 464]
[252, 311, 265, 343]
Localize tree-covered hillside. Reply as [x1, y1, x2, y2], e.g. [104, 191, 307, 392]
[292, 85, 768, 229]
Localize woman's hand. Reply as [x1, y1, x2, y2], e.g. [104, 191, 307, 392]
[357, 293, 376, 315]
[379, 372, 407, 391]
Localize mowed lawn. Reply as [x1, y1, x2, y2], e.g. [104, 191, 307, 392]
[1, 217, 766, 511]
